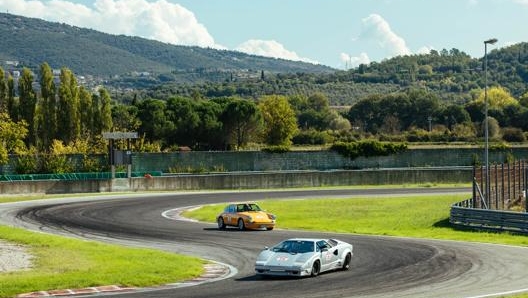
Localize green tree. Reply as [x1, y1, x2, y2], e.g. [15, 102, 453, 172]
[6, 74, 16, 121]
[296, 93, 334, 130]
[18, 68, 37, 146]
[136, 98, 172, 143]
[165, 96, 200, 147]
[111, 103, 140, 133]
[93, 88, 113, 135]
[195, 100, 224, 150]
[258, 95, 298, 146]
[79, 86, 93, 138]
[439, 104, 471, 130]
[57, 68, 82, 144]
[36, 62, 57, 149]
[221, 98, 261, 149]
[0, 112, 28, 164]
[0, 66, 6, 110]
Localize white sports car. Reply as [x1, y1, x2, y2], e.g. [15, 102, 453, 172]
[255, 238, 353, 277]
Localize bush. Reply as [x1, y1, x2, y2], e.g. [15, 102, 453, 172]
[292, 130, 333, 145]
[13, 154, 39, 174]
[81, 155, 107, 172]
[261, 145, 291, 153]
[330, 140, 407, 160]
[42, 154, 74, 174]
[501, 127, 526, 143]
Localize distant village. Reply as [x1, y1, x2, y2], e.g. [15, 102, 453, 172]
[0, 60, 149, 95]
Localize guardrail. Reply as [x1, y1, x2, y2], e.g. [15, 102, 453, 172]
[450, 199, 528, 234]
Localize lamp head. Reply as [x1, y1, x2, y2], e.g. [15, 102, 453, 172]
[484, 38, 498, 45]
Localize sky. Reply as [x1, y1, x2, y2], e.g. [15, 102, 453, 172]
[1, 0, 527, 69]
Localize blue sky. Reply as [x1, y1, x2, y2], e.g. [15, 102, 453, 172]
[1, 0, 527, 69]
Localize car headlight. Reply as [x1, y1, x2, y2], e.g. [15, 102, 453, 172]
[267, 214, 276, 220]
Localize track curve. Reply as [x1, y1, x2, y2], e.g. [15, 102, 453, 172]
[8, 188, 528, 298]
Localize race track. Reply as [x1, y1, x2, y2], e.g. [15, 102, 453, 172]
[5, 188, 528, 298]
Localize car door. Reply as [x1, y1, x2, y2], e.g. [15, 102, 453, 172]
[317, 240, 339, 271]
[223, 205, 235, 226]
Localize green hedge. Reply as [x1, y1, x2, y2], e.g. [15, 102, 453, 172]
[330, 140, 407, 160]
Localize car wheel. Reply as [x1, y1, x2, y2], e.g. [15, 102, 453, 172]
[311, 260, 320, 277]
[237, 218, 245, 230]
[217, 217, 226, 229]
[266, 227, 274, 231]
[342, 252, 352, 270]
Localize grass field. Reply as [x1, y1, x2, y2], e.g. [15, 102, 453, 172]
[0, 224, 205, 298]
[184, 194, 528, 246]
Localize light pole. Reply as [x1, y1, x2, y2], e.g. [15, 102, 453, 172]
[484, 38, 497, 208]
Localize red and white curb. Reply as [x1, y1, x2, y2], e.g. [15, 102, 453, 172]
[17, 263, 232, 297]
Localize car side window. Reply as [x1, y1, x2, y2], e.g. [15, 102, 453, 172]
[316, 240, 331, 252]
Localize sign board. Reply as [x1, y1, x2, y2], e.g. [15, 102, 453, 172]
[102, 132, 138, 139]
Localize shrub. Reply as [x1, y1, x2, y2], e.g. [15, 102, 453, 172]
[501, 127, 526, 143]
[292, 130, 333, 145]
[261, 145, 291, 153]
[42, 154, 74, 174]
[13, 154, 39, 174]
[330, 140, 407, 160]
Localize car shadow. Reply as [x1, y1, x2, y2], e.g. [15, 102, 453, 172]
[236, 275, 302, 281]
[202, 227, 270, 232]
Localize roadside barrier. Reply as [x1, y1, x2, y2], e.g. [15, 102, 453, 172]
[450, 199, 528, 234]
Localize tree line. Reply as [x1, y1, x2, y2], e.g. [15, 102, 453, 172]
[1, 61, 527, 171]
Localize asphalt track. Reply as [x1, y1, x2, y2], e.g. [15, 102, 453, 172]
[5, 187, 528, 298]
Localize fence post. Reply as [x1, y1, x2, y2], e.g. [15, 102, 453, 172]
[495, 164, 498, 210]
[472, 166, 477, 208]
[501, 163, 505, 210]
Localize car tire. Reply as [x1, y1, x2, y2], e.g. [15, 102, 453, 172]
[237, 218, 245, 231]
[311, 260, 320, 277]
[217, 217, 226, 229]
[342, 252, 352, 270]
[266, 227, 274, 231]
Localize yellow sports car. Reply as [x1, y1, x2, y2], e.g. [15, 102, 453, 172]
[217, 203, 276, 230]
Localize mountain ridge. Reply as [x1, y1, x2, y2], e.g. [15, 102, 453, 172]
[0, 12, 334, 76]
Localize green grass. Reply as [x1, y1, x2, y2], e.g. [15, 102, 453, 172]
[0, 225, 206, 298]
[184, 194, 528, 246]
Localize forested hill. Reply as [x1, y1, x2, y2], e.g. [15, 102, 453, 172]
[0, 13, 333, 76]
[141, 43, 528, 106]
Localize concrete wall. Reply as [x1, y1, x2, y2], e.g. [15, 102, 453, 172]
[0, 168, 472, 195]
[0, 179, 112, 195]
[2, 148, 526, 175]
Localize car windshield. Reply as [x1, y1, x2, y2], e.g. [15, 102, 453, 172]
[272, 240, 314, 254]
[236, 203, 262, 212]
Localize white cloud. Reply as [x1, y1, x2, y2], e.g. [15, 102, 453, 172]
[416, 46, 435, 55]
[0, 0, 220, 48]
[340, 52, 370, 69]
[359, 14, 411, 57]
[235, 39, 318, 64]
[513, 0, 528, 6]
